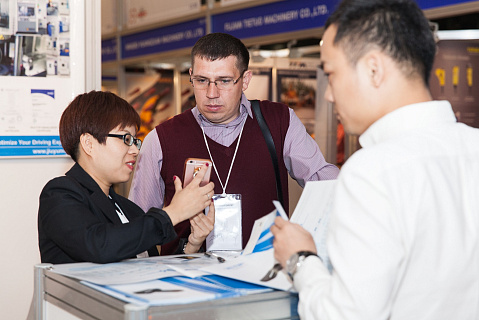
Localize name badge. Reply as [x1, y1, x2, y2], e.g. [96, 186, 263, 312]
[206, 194, 242, 251]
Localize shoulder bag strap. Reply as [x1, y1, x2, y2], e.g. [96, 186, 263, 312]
[250, 99, 284, 207]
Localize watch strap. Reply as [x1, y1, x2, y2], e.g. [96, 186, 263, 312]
[287, 251, 319, 281]
[297, 251, 318, 258]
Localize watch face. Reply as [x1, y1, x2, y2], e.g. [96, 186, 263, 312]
[286, 253, 300, 277]
[286, 251, 318, 280]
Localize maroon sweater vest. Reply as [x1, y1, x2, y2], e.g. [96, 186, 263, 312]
[156, 100, 290, 255]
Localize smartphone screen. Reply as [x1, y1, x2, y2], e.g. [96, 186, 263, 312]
[183, 158, 212, 187]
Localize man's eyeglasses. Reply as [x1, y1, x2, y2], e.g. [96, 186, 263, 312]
[107, 133, 142, 150]
[190, 72, 245, 90]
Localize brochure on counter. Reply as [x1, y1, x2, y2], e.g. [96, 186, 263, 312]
[83, 274, 272, 306]
[49, 180, 336, 304]
[50, 253, 219, 285]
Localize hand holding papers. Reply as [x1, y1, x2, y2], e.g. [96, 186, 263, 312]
[202, 180, 337, 291]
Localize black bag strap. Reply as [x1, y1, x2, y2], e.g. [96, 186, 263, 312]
[250, 100, 284, 207]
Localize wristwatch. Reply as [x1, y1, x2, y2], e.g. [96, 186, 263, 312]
[286, 251, 318, 281]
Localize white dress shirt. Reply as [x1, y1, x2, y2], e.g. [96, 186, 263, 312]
[295, 101, 479, 320]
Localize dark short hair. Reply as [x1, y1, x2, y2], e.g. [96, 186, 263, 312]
[325, 0, 436, 85]
[191, 33, 250, 73]
[59, 91, 140, 162]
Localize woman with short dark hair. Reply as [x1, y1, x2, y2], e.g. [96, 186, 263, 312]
[38, 91, 215, 264]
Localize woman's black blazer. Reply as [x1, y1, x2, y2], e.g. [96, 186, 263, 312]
[38, 163, 176, 264]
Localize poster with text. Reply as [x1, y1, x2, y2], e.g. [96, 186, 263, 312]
[0, 0, 74, 158]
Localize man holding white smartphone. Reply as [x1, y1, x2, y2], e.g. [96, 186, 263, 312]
[129, 33, 339, 255]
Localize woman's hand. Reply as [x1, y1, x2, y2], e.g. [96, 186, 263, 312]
[163, 164, 214, 226]
[184, 201, 215, 254]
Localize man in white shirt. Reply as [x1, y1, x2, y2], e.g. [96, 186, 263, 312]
[271, 0, 479, 319]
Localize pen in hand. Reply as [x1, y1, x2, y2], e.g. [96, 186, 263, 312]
[204, 251, 226, 263]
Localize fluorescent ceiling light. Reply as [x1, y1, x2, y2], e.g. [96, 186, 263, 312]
[437, 30, 479, 40]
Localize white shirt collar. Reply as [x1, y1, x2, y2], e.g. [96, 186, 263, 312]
[359, 100, 456, 148]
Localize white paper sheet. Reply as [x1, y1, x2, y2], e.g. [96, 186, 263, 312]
[202, 249, 293, 291]
[81, 272, 271, 306]
[242, 201, 288, 255]
[202, 180, 337, 290]
[290, 180, 336, 271]
[50, 254, 213, 285]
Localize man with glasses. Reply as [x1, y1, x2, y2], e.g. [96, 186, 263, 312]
[129, 33, 339, 255]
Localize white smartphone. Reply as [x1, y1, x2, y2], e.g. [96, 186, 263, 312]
[182, 158, 212, 187]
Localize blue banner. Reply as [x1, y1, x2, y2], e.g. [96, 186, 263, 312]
[212, 0, 476, 39]
[121, 18, 206, 59]
[212, 0, 335, 39]
[417, 0, 476, 10]
[102, 38, 117, 62]
[0, 136, 66, 157]
[115, 0, 474, 59]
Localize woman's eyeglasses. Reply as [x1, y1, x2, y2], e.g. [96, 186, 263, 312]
[107, 133, 142, 150]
